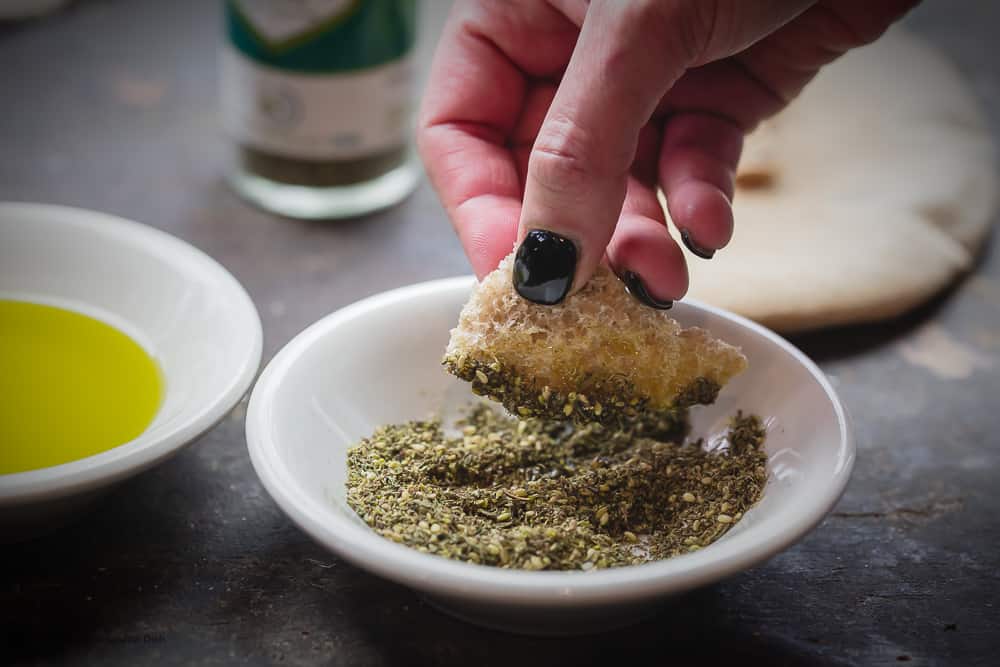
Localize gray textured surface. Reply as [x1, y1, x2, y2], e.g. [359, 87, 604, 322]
[2, 1, 998, 665]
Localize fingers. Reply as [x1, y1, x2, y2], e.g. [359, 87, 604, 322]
[423, 0, 914, 293]
[418, 117, 524, 277]
[659, 113, 744, 258]
[417, 3, 576, 277]
[452, 196, 520, 280]
[606, 176, 689, 306]
[657, 59, 789, 132]
[514, 1, 693, 304]
[735, 0, 919, 100]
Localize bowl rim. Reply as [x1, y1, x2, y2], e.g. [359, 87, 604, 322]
[0, 202, 263, 504]
[246, 276, 854, 607]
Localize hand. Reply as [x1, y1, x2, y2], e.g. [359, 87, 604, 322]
[418, 0, 916, 305]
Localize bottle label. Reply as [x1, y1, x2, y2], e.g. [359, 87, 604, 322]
[222, 0, 414, 160]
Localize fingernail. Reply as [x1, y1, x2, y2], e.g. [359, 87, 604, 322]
[680, 228, 715, 260]
[621, 271, 673, 310]
[513, 229, 577, 305]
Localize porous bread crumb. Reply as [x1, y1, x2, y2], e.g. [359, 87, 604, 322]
[444, 254, 747, 424]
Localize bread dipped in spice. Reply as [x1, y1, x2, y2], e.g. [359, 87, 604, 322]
[444, 253, 747, 425]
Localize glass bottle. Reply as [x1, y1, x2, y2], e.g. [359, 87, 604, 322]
[221, 0, 419, 219]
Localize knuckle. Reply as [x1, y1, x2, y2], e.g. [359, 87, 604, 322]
[638, 0, 714, 64]
[679, 1, 728, 64]
[530, 145, 592, 196]
[529, 115, 603, 193]
[600, 0, 713, 67]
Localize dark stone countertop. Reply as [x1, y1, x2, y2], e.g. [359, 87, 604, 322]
[1, 1, 998, 665]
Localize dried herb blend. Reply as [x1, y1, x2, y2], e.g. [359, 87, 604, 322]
[346, 404, 767, 570]
[445, 354, 722, 427]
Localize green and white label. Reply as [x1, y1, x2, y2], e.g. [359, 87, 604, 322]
[222, 0, 415, 159]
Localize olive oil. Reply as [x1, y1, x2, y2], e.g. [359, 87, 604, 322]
[0, 300, 163, 474]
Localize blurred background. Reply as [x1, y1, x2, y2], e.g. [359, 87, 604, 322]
[1, 1, 998, 665]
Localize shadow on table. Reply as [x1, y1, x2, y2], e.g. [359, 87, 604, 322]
[0, 462, 836, 667]
[326, 576, 831, 667]
[0, 447, 220, 663]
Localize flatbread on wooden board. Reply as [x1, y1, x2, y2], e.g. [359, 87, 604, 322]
[664, 27, 998, 333]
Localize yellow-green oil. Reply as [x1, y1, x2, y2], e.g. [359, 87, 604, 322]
[0, 300, 163, 474]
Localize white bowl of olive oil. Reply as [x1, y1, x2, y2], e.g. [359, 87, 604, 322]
[246, 278, 854, 635]
[0, 203, 262, 539]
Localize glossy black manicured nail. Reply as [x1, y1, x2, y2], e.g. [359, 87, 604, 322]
[621, 271, 673, 310]
[680, 228, 715, 260]
[513, 229, 577, 305]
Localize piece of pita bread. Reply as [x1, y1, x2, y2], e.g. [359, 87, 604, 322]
[444, 254, 747, 425]
[666, 27, 997, 333]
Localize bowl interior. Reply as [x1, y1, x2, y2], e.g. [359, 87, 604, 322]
[248, 277, 852, 603]
[0, 203, 261, 497]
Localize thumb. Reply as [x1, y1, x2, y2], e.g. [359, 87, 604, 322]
[513, 1, 689, 304]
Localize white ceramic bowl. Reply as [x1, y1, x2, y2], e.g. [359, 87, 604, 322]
[246, 277, 853, 634]
[0, 203, 262, 539]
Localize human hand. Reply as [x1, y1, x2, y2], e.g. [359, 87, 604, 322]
[418, 0, 916, 305]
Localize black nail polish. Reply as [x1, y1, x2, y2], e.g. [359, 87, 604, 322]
[680, 228, 715, 260]
[621, 271, 673, 310]
[513, 230, 577, 305]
